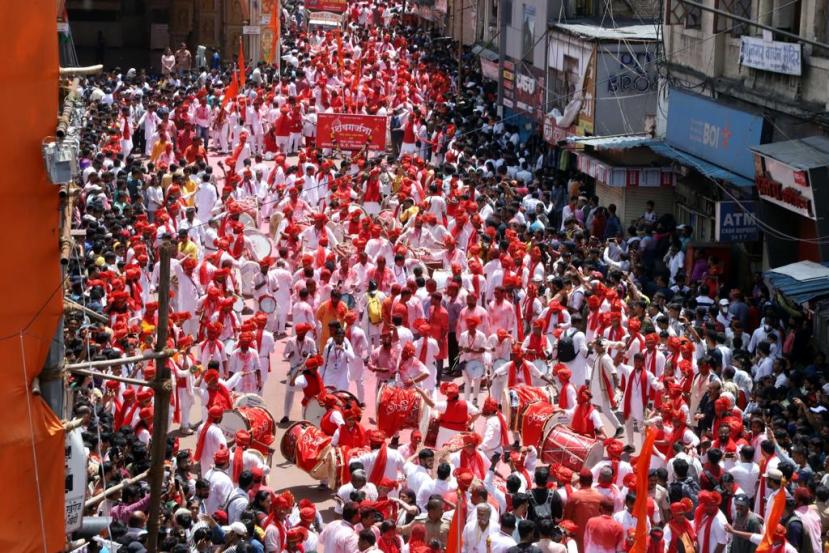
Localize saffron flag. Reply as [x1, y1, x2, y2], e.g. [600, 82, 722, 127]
[267, 0, 280, 66]
[221, 71, 239, 110]
[630, 427, 658, 553]
[352, 57, 361, 94]
[238, 36, 246, 87]
[336, 29, 344, 70]
[756, 484, 787, 553]
[446, 490, 465, 553]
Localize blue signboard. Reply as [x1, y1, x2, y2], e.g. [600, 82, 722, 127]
[666, 88, 765, 179]
[716, 200, 759, 242]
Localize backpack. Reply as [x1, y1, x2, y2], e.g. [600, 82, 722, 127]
[557, 328, 577, 363]
[529, 489, 555, 521]
[367, 293, 383, 325]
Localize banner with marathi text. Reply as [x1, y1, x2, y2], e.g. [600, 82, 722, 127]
[305, 0, 348, 13]
[317, 113, 388, 151]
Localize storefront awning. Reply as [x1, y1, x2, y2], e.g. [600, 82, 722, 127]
[750, 136, 829, 171]
[565, 134, 653, 150]
[647, 141, 755, 188]
[764, 261, 829, 304]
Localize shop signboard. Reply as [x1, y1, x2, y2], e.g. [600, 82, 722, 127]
[715, 200, 759, 242]
[666, 88, 765, 180]
[755, 155, 816, 220]
[740, 37, 802, 76]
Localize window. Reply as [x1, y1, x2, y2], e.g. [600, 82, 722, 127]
[716, 0, 752, 35]
[665, 0, 702, 29]
[772, 0, 800, 36]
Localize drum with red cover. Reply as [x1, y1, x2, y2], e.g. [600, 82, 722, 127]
[502, 384, 553, 432]
[279, 421, 332, 472]
[221, 406, 277, 458]
[539, 424, 603, 472]
[376, 384, 429, 437]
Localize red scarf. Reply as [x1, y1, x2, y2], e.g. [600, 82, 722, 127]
[507, 361, 533, 388]
[513, 294, 525, 341]
[588, 308, 601, 332]
[757, 454, 775, 516]
[646, 348, 659, 374]
[571, 402, 596, 436]
[368, 444, 388, 485]
[194, 417, 215, 461]
[523, 294, 536, 322]
[418, 337, 429, 363]
[559, 381, 572, 409]
[608, 324, 624, 342]
[527, 333, 546, 359]
[208, 383, 234, 411]
[459, 449, 486, 480]
[115, 399, 133, 429]
[597, 358, 618, 409]
[232, 444, 246, 482]
[378, 534, 402, 553]
[668, 516, 696, 551]
[697, 512, 716, 553]
[121, 401, 142, 430]
[623, 367, 649, 418]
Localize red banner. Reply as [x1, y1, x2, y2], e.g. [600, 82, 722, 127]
[317, 113, 387, 151]
[305, 0, 347, 13]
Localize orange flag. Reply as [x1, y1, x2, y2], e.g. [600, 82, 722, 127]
[630, 427, 658, 553]
[756, 484, 787, 553]
[351, 57, 361, 94]
[238, 36, 246, 87]
[267, 0, 280, 66]
[445, 490, 465, 553]
[335, 29, 344, 70]
[221, 71, 239, 109]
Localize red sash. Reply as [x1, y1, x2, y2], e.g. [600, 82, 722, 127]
[194, 418, 213, 461]
[623, 367, 648, 418]
[571, 403, 596, 436]
[368, 444, 388, 485]
[459, 449, 486, 480]
[507, 361, 533, 388]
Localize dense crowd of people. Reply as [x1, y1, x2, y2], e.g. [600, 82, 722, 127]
[65, 0, 829, 552]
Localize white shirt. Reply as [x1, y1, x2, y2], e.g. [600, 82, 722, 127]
[728, 461, 760, 499]
[489, 530, 517, 553]
[403, 462, 433, 497]
[694, 510, 728, 553]
[354, 447, 407, 482]
[335, 482, 378, 513]
[204, 466, 233, 516]
[197, 424, 228, 476]
[462, 520, 494, 553]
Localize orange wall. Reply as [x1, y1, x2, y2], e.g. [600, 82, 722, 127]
[0, 0, 67, 551]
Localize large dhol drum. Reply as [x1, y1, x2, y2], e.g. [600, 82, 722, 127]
[376, 384, 430, 437]
[502, 385, 554, 431]
[245, 229, 273, 261]
[540, 424, 603, 473]
[302, 389, 360, 428]
[280, 421, 331, 471]
[309, 444, 371, 488]
[221, 406, 277, 456]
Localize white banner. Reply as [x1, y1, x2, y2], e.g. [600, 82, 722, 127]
[739, 37, 802, 76]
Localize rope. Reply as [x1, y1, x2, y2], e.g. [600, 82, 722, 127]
[19, 333, 50, 553]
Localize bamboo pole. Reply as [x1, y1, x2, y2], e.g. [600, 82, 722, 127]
[84, 469, 151, 508]
[60, 186, 78, 265]
[146, 240, 174, 553]
[59, 65, 104, 77]
[64, 350, 175, 371]
[66, 368, 150, 387]
[63, 298, 109, 323]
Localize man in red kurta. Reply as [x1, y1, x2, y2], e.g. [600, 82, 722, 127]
[583, 497, 626, 553]
[564, 469, 606, 551]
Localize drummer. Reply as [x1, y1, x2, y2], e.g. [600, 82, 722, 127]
[416, 382, 479, 449]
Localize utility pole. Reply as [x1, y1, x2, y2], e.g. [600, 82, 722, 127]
[458, 0, 464, 88]
[496, 0, 507, 115]
[145, 240, 174, 553]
